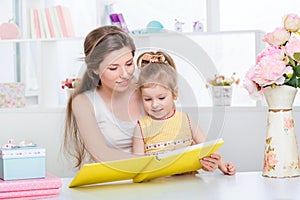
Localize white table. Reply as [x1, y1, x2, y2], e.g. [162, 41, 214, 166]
[52, 171, 300, 199]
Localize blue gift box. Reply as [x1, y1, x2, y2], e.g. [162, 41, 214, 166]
[0, 147, 46, 180]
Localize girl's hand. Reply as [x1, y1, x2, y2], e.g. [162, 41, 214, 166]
[200, 152, 221, 172]
[219, 162, 236, 175]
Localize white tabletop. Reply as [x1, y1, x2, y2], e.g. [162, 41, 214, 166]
[52, 171, 300, 200]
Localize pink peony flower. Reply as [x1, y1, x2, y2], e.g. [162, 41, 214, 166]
[256, 46, 285, 63]
[283, 14, 300, 32]
[252, 56, 286, 87]
[263, 27, 290, 46]
[244, 13, 300, 100]
[243, 67, 262, 99]
[285, 35, 300, 60]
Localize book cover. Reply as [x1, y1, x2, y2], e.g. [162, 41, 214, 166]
[69, 156, 154, 187]
[37, 9, 46, 38]
[29, 8, 37, 39]
[33, 9, 41, 38]
[48, 6, 63, 38]
[55, 5, 75, 37]
[39, 8, 51, 38]
[0, 173, 62, 192]
[69, 138, 224, 187]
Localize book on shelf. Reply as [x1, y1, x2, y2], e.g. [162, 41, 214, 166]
[55, 5, 75, 37]
[69, 138, 224, 187]
[28, 5, 74, 39]
[49, 6, 63, 38]
[44, 7, 55, 38]
[32, 9, 41, 38]
[0, 173, 62, 199]
[39, 8, 51, 38]
[29, 9, 37, 39]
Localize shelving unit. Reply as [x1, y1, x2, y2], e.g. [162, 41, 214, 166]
[1, 0, 267, 109]
[0, 0, 98, 108]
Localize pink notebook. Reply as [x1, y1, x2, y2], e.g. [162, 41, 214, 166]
[0, 173, 62, 192]
[0, 188, 60, 199]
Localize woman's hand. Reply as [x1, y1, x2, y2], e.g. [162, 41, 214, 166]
[200, 152, 221, 172]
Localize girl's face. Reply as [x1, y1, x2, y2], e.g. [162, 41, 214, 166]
[96, 47, 135, 93]
[141, 85, 177, 120]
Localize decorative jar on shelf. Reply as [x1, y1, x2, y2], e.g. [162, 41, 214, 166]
[211, 86, 232, 106]
[263, 85, 300, 178]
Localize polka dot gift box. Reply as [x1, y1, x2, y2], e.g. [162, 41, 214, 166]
[0, 141, 45, 180]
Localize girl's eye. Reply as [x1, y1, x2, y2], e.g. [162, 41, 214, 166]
[144, 98, 151, 102]
[159, 97, 166, 100]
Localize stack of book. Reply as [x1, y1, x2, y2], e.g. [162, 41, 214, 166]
[0, 173, 62, 199]
[29, 5, 75, 39]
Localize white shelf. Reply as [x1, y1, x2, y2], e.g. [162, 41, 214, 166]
[0, 37, 84, 44]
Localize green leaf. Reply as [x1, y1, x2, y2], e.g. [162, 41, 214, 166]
[298, 78, 300, 88]
[286, 73, 298, 87]
[289, 56, 296, 67]
[294, 52, 300, 62]
[294, 65, 300, 77]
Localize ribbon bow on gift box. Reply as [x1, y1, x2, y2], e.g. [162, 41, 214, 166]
[2, 139, 36, 149]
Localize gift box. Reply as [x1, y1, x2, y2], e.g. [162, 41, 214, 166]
[0, 147, 46, 180]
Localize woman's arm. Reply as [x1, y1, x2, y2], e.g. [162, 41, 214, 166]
[72, 94, 138, 162]
[132, 125, 145, 155]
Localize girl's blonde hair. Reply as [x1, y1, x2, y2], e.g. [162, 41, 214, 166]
[63, 26, 136, 169]
[137, 51, 178, 95]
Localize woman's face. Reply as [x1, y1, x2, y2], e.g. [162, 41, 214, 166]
[97, 47, 135, 93]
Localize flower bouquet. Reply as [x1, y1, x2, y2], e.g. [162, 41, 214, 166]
[243, 13, 300, 178]
[206, 72, 240, 87]
[244, 13, 300, 99]
[61, 78, 80, 90]
[61, 78, 80, 98]
[206, 73, 240, 106]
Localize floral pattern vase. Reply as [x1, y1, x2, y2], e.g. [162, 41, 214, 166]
[263, 85, 300, 178]
[211, 86, 232, 106]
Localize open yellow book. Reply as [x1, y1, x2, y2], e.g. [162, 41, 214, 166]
[69, 138, 224, 187]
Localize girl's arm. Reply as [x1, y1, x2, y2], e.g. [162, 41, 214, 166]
[72, 93, 138, 162]
[132, 125, 145, 155]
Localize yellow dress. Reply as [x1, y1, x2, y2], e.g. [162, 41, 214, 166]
[138, 110, 193, 156]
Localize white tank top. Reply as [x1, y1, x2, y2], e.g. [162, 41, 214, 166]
[84, 89, 136, 153]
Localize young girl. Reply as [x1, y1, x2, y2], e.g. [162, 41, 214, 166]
[132, 51, 236, 175]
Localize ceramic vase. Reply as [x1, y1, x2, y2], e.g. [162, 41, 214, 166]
[263, 85, 300, 178]
[211, 86, 232, 106]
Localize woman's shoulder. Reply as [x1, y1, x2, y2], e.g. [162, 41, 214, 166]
[72, 92, 93, 112]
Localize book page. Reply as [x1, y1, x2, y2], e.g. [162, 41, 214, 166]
[133, 138, 224, 183]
